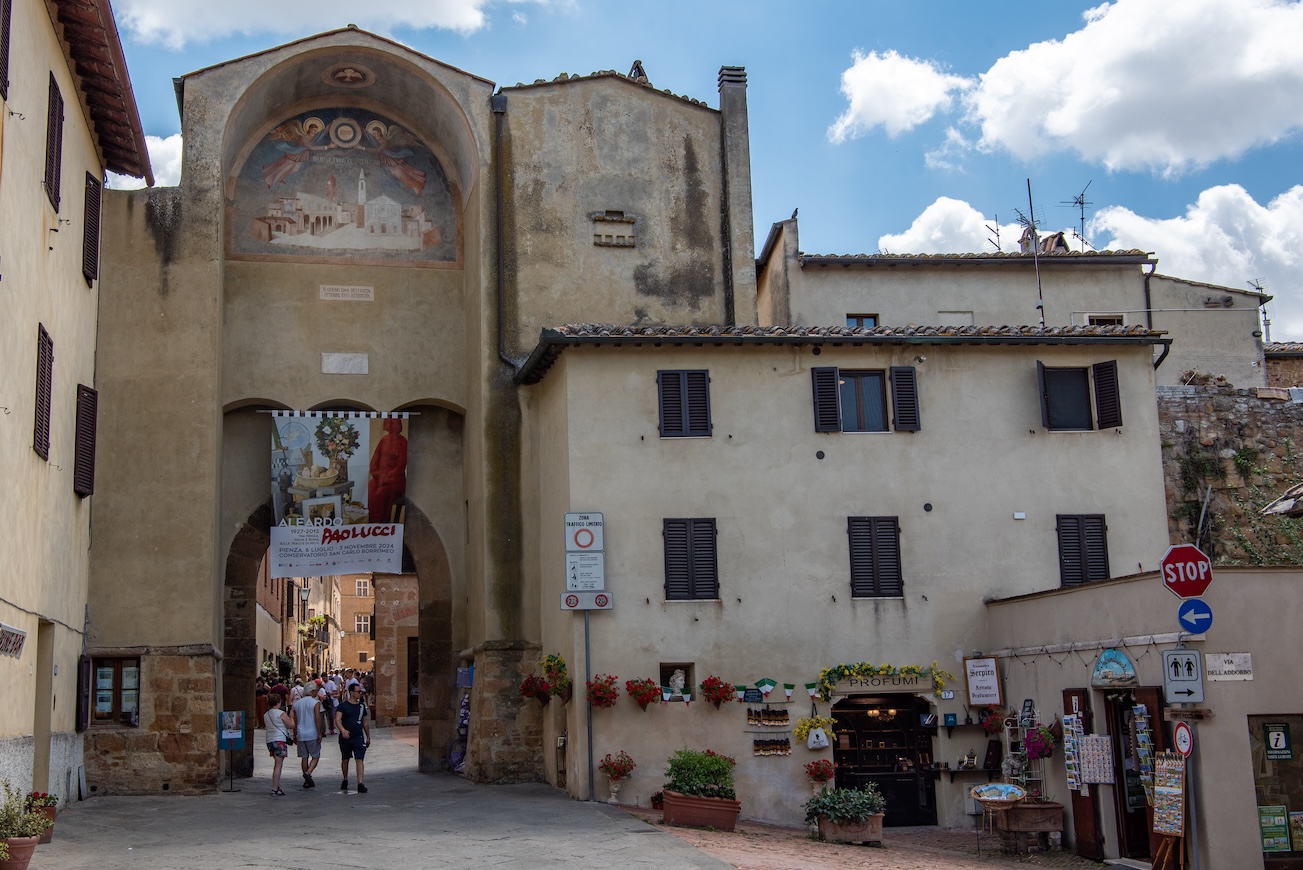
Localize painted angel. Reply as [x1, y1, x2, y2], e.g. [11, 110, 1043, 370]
[364, 121, 427, 196]
[261, 117, 332, 189]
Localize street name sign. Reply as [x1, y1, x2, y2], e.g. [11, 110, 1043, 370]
[1162, 649, 1204, 704]
[1206, 652, 1253, 681]
[561, 591, 613, 611]
[1160, 544, 1213, 598]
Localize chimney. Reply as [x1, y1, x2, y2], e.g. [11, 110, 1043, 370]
[718, 67, 757, 326]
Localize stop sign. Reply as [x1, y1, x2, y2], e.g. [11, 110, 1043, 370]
[1161, 544, 1213, 599]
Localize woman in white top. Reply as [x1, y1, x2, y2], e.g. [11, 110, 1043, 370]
[262, 693, 296, 796]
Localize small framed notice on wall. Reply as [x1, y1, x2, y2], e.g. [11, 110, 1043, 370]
[964, 657, 1002, 706]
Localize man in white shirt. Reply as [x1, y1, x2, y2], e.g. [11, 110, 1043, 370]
[321, 676, 338, 735]
[291, 684, 325, 788]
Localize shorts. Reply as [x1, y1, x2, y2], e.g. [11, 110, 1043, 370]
[296, 737, 322, 758]
[266, 741, 288, 758]
[339, 735, 367, 761]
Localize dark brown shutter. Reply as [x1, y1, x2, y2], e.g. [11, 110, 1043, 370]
[848, 516, 902, 597]
[82, 173, 102, 283]
[663, 519, 691, 599]
[1035, 361, 1051, 430]
[0, 0, 12, 100]
[73, 384, 97, 496]
[1092, 360, 1122, 428]
[1057, 515, 1084, 585]
[689, 518, 718, 598]
[33, 325, 53, 460]
[657, 371, 683, 437]
[811, 367, 842, 432]
[684, 370, 712, 436]
[76, 655, 92, 733]
[889, 365, 920, 431]
[44, 74, 64, 211]
[663, 518, 717, 599]
[1083, 515, 1110, 581]
[658, 371, 711, 437]
[1058, 514, 1109, 585]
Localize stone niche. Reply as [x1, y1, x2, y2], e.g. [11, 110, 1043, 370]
[83, 649, 219, 795]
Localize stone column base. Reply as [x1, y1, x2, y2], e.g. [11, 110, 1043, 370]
[462, 642, 544, 783]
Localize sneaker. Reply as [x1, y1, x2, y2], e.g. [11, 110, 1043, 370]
[341, 779, 349, 790]
[357, 784, 368, 794]
[304, 774, 315, 788]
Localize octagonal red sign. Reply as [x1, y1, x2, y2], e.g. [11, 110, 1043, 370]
[1161, 544, 1213, 599]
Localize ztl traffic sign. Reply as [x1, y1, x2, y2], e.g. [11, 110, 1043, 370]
[1177, 599, 1213, 634]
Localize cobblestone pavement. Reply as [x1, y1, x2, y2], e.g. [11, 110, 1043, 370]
[620, 807, 1107, 870]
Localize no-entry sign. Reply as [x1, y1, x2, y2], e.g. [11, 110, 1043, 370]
[1160, 544, 1213, 599]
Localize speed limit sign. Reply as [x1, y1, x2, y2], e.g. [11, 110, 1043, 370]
[1173, 721, 1194, 757]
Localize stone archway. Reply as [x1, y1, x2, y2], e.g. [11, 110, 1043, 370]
[222, 500, 273, 777]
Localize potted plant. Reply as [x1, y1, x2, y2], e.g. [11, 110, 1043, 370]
[793, 714, 836, 747]
[625, 678, 661, 711]
[597, 750, 636, 803]
[803, 783, 886, 845]
[662, 749, 741, 830]
[586, 674, 620, 708]
[698, 675, 735, 708]
[1024, 723, 1057, 760]
[804, 759, 837, 796]
[0, 780, 52, 870]
[541, 654, 572, 704]
[979, 705, 1008, 735]
[23, 793, 56, 844]
[519, 674, 552, 706]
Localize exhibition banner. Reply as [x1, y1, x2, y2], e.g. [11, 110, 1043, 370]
[269, 522, 404, 578]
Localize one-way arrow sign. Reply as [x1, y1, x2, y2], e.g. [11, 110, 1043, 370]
[1162, 649, 1205, 704]
[1177, 599, 1213, 634]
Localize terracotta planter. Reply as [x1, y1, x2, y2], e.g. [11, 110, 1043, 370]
[662, 790, 741, 831]
[36, 806, 56, 843]
[650, 793, 664, 810]
[1, 836, 40, 870]
[817, 813, 884, 845]
[996, 802, 1064, 833]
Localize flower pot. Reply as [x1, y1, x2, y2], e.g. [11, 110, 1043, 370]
[996, 802, 1064, 833]
[559, 684, 573, 705]
[711, 699, 721, 709]
[650, 793, 664, 810]
[607, 779, 624, 804]
[36, 806, 56, 843]
[817, 813, 884, 845]
[661, 790, 741, 831]
[1, 836, 40, 870]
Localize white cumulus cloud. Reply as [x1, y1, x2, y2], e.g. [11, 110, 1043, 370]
[114, 0, 519, 49]
[107, 134, 184, 189]
[828, 50, 972, 142]
[966, 0, 1303, 174]
[877, 197, 1023, 254]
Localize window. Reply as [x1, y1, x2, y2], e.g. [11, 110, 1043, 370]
[92, 658, 140, 726]
[355, 614, 371, 634]
[657, 370, 711, 437]
[1087, 314, 1125, 327]
[356, 578, 370, 597]
[811, 366, 919, 433]
[83, 173, 102, 283]
[1036, 360, 1121, 431]
[846, 314, 878, 328]
[33, 325, 53, 460]
[847, 516, 903, 597]
[0, 0, 12, 100]
[663, 518, 718, 600]
[73, 384, 98, 496]
[44, 73, 64, 211]
[1057, 514, 1109, 586]
[359, 651, 369, 663]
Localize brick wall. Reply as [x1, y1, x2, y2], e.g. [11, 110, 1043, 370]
[463, 643, 544, 783]
[373, 573, 418, 724]
[1266, 356, 1303, 388]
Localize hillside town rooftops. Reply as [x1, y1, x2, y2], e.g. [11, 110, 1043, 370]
[517, 322, 1170, 384]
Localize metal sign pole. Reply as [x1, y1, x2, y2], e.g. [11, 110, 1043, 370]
[1187, 725, 1200, 870]
[584, 610, 594, 801]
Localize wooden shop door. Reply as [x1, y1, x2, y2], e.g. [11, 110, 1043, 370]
[1063, 688, 1104, 860]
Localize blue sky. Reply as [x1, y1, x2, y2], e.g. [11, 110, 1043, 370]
[109, 0, 1303, 340]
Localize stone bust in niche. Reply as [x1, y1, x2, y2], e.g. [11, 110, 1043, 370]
[668, 668, 687, 700]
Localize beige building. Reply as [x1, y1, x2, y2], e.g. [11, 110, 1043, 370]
[0, 0, 149, 801]
[756, 216, 1269, 388]
[338, 574, 375, 670]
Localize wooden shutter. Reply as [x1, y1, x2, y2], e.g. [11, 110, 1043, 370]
[73, 385, 97, 496]
[76, 655, 92, 733]
[1092, 360, 1122, 429]
[33, 325, 54, 460]
[684, 370, 712, 436]
[82, 173, 102, 282]
[1057, 515, 1084, 585]
[657, 371, 683, 436]
[889, 366, 920, 431]
[44, 74, 64, 211]
[1062, 688, 1104, 860]
[663, 518, 717, 599]
[848, 516, 902, 597]
[1083, 515, 1110, 581]
[0, 0, 12, 100]
[1035, 361, 1051, 430]
[811, 367, 842, 432]
[689, 518, 718, 598]
[1058, 514, 1109, 585]
[658, 371, 711, 437]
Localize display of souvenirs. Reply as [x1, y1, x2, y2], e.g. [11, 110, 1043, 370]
[1063, 713, 1083, 792]
[1132, 704, 1155, 805]
[746, 706, 791, 727]
[1153, 752, 1185, 836]
[1080, 735, 1115, 784]
[753, 737, 791, 756]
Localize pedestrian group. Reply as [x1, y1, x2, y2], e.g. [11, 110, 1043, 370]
[258, 668, 374, 796]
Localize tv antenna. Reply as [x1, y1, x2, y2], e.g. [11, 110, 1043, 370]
[1059, 181, 1093, 251]
[985, 214, 1001, 252]
[1250, 279, 1271, 341]
[1014, 180, 1045, 328]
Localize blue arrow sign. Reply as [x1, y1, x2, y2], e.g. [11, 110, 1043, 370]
[1178, 598, 1213, 633]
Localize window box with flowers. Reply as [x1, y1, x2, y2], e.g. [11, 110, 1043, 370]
[625, 678, 661, 711]
[587, 674, 620, 708]
[698, 675, 735, 708]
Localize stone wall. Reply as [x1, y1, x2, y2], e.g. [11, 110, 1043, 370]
[1266, 355, 1303, 388]
[373, 574, 418, 725]
[1157, 385, 1303, 563]
[83, 649, 218, 794]
[463, 643, 543, 784]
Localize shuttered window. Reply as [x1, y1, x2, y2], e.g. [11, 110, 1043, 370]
[1057, 514, 1110, 586]
[811, 366, 920, 433]
[658, 370, 712, 437]
[0, 0, 12, 100]
[73, 385, 97, 496]
[82, 173, 102, 283]
[44, 73, 64, 211]
[663, 518, 718, 600]
[33, 325, 53, 460]
[1036, 360, 1121, 431]
[847, 516, 903, 597]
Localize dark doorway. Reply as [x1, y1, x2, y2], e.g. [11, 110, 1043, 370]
[831, 695, 937, 826]
[406, 636, 420, 716]
[1104, 687, 1165, 860]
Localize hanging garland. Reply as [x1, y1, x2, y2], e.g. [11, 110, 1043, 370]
[814, 661, 955, 701]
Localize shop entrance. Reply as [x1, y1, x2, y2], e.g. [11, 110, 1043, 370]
[832, 694, 937, 826]
[1103, 686, 1167, 861]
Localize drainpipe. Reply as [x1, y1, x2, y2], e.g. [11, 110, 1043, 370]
[1142, 261, 1156, 331]
[492, 93, 517, 372]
